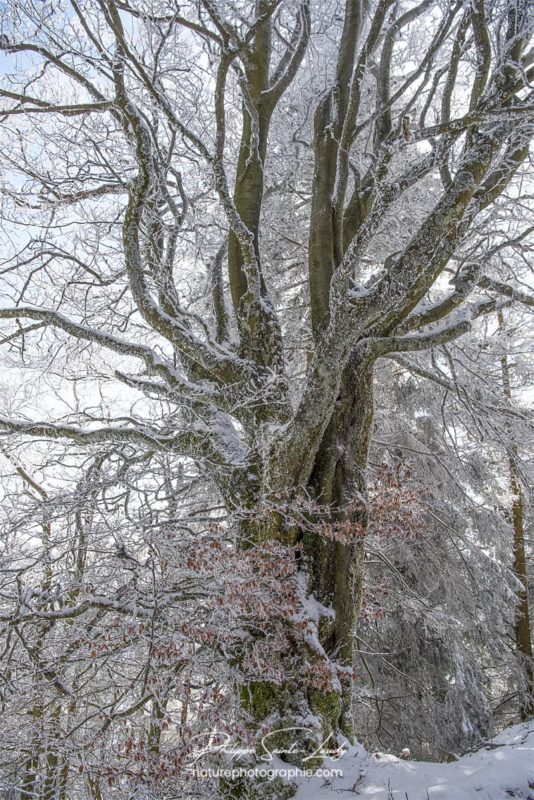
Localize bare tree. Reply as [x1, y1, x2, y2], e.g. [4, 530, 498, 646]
[1, 0, 534, 787]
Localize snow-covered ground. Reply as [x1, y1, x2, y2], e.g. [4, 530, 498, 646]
[293, 722, 534, 799]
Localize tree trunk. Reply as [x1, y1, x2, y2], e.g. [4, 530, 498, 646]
[508, 454, 534, 719]
[306, 353, 374, 736]
[224, 360, 375, 800]
[499, 312, 534, 719]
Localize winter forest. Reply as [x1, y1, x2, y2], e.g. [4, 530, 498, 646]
[0, 0, 534, 797]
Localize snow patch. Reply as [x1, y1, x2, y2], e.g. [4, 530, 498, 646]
[293, 721, 534, 799]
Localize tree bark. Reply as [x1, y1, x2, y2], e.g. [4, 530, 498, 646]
[499, 311, 534, 719]
[305, 353, 375, 736]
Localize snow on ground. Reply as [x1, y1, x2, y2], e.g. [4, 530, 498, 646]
[293, 722, 534, 799]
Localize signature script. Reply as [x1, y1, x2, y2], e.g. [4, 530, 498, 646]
[190, 728, 348, 763]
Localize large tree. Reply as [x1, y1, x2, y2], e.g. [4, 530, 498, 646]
[1, 0, 534, 792]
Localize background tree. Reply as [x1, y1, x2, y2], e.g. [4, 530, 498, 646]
[356, 308, 534, 758]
